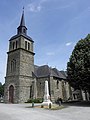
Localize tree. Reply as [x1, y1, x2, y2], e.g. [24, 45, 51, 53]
[0, 82, 2, 86]
[0, 83, 4, 97]
[67, 34, 90, 93]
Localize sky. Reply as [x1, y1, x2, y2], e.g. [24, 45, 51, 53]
[0, 0, 90, 84]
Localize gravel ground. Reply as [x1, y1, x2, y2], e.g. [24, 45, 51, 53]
[0, 102, 90, 120]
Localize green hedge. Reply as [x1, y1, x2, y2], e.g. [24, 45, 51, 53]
[26, 98, 43, 103]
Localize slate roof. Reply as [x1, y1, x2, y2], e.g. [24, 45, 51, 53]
[20, 10, 25, 27]
[34, 65, 50, 77]
[60, 71, 67, 78]
[33, 65, 67, 80]
[10, 33, 34, 42]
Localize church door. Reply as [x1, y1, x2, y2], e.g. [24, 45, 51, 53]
[9, 85, 14, 103]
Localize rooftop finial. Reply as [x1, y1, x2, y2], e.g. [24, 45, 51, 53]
[23, 6, 24, 13]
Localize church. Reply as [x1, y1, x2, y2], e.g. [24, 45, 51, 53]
[4, 10, 73, 103]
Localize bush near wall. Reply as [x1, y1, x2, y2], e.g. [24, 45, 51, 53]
[26, 98, 43, 103]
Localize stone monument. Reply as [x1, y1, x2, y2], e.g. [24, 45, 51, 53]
[42, 81, 52, 106]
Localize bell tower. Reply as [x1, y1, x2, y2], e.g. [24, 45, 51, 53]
[4, 9, 35, 103]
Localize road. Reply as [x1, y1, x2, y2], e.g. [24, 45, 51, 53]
[0, 103, 90, 120]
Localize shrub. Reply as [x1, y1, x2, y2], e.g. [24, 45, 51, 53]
[26, 98, 43, 103]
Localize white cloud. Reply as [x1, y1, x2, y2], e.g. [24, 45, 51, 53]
[65, 42, 72, 46]
[27, 3, 42, 12]
[27, 0, 48, 12]
[27, 0, 73, 12]
[46, 52, 55, 56]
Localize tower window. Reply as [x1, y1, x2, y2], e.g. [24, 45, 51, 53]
[16, 41, 18, 49]
[25, 41, 27, 50]
[14, 60, 16, 71]
[28, 42, 30, 50]
[13, 42, 15, 49]
[11, 61, 13, 72]
[10, 42, 12, 49]
[18, 38, 20, 47]
[19, 29, 21, 34]
[31, 42, 33, 51]
[11, 59, 16, 72]
[23, 29, 26, 34]
[57, 80, 59, 89]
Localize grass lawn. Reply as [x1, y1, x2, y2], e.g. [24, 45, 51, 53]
[26, 104, 66, 110]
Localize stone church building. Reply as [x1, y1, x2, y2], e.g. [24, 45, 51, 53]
[4, 11, 73, 103]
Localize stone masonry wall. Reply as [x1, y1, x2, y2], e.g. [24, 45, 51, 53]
[36, 77, 49, 99]
[19, 49, 34, 76]
[50, 77, 63, 102]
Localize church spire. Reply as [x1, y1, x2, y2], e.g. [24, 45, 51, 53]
[20, 7, 25, 26]
[17, 7, 27, 35]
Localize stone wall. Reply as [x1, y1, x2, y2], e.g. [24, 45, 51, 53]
[50, 77, 63, 102]
[18, 76, 34, 103]
[19, 49, 34, 76]
[36, 77, 49, 99]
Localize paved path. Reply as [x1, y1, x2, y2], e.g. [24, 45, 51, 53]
[0, 103, 90, 120]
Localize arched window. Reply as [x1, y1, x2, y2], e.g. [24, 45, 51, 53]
[16, 41, 18, 49]
[31, 42, 33, 51]
[14, 60, 16, 71]
[13, 42, 15, 49]
[11, 59, 16, 72]
[30, 85, 32, 98]
[25, 41, 27, 50]
[11, 61, 13, 72]
[10, 42, 12, 49]
[23, 29, 26, 34]
[57, 80, 59, 89]
[28, 42, 30, 50]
